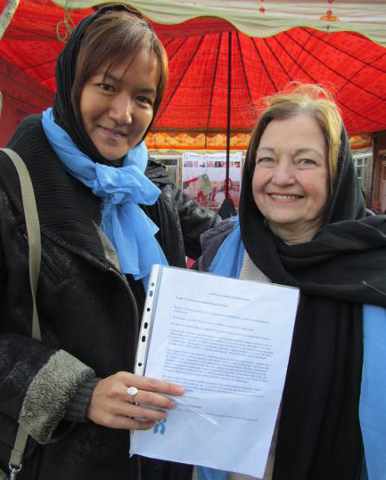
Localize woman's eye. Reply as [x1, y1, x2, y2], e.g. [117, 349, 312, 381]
[256, 157, 274, 165]
[298, 158, 317, 167]
[137, 96, 154, 106]
[97, 83, 115, 93]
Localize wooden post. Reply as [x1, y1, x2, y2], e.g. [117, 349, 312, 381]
[0, 0, 20, 40]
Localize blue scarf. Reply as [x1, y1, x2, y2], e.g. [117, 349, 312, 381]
[41, 108, 168, 285]
[207, 221, 244, 278]
[360, 304, 386, 480]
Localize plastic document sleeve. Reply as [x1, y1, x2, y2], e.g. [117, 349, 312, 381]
[130, 264, 299, 478]
[134, 264, 165, 377]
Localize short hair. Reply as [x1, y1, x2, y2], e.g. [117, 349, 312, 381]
[246, 84, 343, 187]
[71, 8, 168, 124]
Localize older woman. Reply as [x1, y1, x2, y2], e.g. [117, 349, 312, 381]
[197, 85, 386, 480]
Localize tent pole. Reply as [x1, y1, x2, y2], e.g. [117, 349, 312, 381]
[225, 31, 232, 199]
[0, 0, 20, 40]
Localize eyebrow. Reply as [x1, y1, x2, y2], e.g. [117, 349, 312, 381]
[293, 148, 324, 160]
[256, 147, 275, 154]
[100, 72, 157, 96]
[138, 87, 157, 96]
[98, 71, 119, 82]
[257, 146, 324, 159]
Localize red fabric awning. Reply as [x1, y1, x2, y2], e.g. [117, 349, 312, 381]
[1, 0, 386, 140]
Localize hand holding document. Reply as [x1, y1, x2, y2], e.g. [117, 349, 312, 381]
[130, 265, 299, 478]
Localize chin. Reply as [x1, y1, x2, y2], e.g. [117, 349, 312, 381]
[263, 211, 298, 222]
[105, 152, 125, 162]
[91, 138, 129, 162]
[266, 216, 299, 227]
[97, 146, 127, 162]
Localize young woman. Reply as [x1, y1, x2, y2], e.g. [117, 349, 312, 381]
[0, 6, 205, 479]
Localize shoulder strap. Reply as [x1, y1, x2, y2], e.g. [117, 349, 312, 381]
[0, 148, 42, 477]
[1, 148, 41, 340]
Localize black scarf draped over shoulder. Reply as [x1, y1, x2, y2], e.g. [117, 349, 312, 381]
[239, 130, 386, 479]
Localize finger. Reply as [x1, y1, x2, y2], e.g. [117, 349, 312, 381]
[132, 389, 176, 410]
[124, 373, 184, 396]
[131, 419, 157, 431]
[108, 415, 156, 431]
[116, 402, 168, 422]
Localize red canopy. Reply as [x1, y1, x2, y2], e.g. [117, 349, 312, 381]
[1, 0, 386, 144]
[154, 18, 386, 134]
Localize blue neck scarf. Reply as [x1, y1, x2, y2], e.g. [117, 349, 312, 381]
[208, 221, 244, 278]
[42, 107, 168, 285]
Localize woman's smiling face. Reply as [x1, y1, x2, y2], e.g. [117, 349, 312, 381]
[252, 113, 329, 243]
[79, 48, 159, 162]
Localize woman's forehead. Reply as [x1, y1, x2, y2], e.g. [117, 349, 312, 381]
[260, 114, 324, 144]
[96, 49, 159, 79]
[86, 50, 159, 98]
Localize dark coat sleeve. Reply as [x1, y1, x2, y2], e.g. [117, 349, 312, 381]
[0, 164, 94, 448]
[166, 186, 221, 260]
[0, 185, 56, 420]
[145, 159, 221, 261]
[196, 219, 236, 271]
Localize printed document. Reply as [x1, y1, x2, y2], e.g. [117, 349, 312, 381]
[130, 265, 299, 477]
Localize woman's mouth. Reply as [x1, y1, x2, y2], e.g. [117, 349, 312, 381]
[269, 193, 303, 201]
[99, 126, 127, 139]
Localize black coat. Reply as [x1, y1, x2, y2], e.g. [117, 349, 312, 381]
[0, 116, 216, 479]
[145, 158, 219, 263]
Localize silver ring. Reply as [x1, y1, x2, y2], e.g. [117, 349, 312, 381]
[127, 386, 139, 402]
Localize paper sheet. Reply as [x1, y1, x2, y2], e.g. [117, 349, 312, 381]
[130, 265, 299, 477]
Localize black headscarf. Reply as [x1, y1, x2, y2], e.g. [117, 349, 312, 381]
[239, 129, 386, 479]
[53, 9, 108, 163]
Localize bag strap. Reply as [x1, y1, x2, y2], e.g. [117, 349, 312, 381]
[1, 148, 42, 477]
[1, 148, 41, 341]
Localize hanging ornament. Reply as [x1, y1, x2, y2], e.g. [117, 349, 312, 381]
[258, 0, 266, 15]
[56, 7, 75, 42]
[320, 0, 339, 22]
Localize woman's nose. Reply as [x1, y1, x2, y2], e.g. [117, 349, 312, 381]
[109, 95, 133, 125]
[271, 162, 295, 185]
